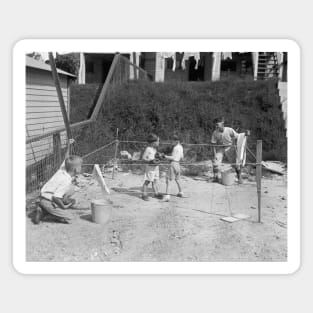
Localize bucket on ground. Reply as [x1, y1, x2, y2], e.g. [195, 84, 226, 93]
[221, 170, 235, 186]
[91, 199, 112, 224]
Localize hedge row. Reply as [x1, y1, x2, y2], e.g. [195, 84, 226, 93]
[70, 80, 287, 161]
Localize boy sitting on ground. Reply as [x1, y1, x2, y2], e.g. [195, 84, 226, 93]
[141, 134, 163, 201]
[34, 155, 83, 224]
[211, 117, 243, 184]
[163, 134, 184, 201]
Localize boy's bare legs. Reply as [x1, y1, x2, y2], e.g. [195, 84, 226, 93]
[166, 177, 170, 195]
[152, 180, 163, 199]
[213, 149, 224, 182]
[175, 179, 183, 196]
[163, 178, 171, 201]
[235, 166, 243, 184]
[142, 181, 150, 200]
[164, 178, 182, 201]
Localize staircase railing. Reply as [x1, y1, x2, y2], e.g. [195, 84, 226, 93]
[257, 52, 280, 80]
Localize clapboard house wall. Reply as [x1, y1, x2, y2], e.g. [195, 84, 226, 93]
[26, 58, 75, 166]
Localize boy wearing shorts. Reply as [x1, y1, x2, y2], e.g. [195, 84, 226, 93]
[141, 134, 163, 201]
[211, 117, 243, 184]
[34, 155, 83, 224]
[163, 135, 184, 201]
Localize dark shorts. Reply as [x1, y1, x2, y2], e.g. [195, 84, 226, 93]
[39, 198, 74, 221]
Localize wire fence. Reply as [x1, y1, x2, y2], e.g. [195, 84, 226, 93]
[26, 53, 150, 193]
[78, 138, 258, 180]
[77, 137, 264, 222]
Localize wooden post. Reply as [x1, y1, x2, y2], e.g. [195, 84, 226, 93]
[256, 140, 262, 222]
[49, 52, 72, 157]
[91, 54, 120, 120]
[132, 52, 138, 80]
[112, 128, 119, 179]
[48, 53, 73, 148]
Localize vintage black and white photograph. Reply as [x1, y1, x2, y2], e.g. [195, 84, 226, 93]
[17, 41, 295, 271]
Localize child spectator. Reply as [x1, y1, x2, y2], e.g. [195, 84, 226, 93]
[34, 155, 83, 224]
[211, 117, 243, 184]
[141, 134, 163, 201]
[163, 134, 184, 201]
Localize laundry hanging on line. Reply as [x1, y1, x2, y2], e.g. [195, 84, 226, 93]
[222, 52, 233, 60]
[181, 52, 201, 70]
[160, 52, 176, 71]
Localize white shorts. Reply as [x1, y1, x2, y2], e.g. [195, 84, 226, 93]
[144, 165, 159, 182]
[167, 162, 181, 181]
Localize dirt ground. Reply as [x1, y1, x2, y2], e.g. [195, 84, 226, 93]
[26, 170, 287, 262]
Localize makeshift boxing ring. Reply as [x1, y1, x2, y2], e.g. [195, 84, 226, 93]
[78, 133, 264, 223]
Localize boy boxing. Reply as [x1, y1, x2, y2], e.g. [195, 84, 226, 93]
[141, 134, 163, 201]
[163, 134, 184, 201]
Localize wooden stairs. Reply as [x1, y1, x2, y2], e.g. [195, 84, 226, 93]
[257, 52, 280, 80]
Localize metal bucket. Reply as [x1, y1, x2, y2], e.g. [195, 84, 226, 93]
[221, 170, 235, 186]
[91, 199, 112, 224]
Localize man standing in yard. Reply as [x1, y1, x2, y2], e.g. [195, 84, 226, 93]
[211, 117, 244, 184]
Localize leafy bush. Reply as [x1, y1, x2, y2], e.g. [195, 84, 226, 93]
[70, 84, 103, 123]
[71, 80, 287, 162]
[55, 53, 80, 75]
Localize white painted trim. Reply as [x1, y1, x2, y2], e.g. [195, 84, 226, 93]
[252, 52, 258, 80]
[155, 52, 165, 82]
[212, 52, 221, 81]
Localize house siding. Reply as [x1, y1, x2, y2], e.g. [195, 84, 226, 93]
[26, 67, 69, 166]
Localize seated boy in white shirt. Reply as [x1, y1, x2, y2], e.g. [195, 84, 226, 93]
[163, 134, 184, 201]
[141, 134, 163, 201]
[34, 155, 83, 224]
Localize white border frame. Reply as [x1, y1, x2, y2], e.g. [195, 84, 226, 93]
[13, 39, 300, 274]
